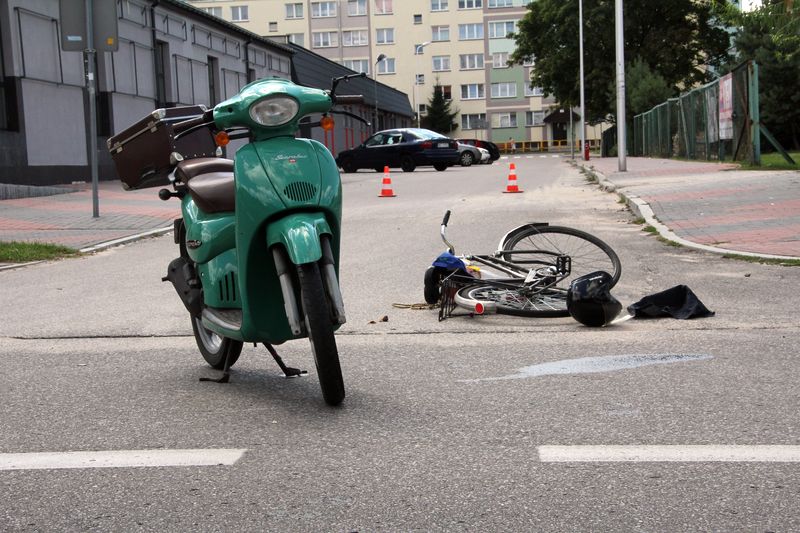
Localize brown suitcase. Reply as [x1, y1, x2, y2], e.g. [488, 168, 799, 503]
[107, 105, 219, 190]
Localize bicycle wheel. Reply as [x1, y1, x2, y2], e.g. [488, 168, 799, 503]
[455, 281, 569, 317]
[500, 225, 621, 288]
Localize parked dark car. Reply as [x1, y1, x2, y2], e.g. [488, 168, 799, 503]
[336, 128, 460, 173]
[456, 138, 501, 164]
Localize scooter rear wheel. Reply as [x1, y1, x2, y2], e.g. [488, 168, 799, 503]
[192, 316, 243, 370]
[298, 262, 345, 406]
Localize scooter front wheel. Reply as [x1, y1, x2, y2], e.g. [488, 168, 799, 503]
[298, 262, 345, 406]
[191, 316, 243, 370]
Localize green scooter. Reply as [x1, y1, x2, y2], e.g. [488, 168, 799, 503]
[159, 73, 368, 406]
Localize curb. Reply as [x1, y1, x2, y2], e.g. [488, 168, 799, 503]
[579, 164, 800, 262]
[0, 225, 173, 272]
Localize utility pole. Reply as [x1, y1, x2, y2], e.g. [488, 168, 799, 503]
[615, 0, 627, 171]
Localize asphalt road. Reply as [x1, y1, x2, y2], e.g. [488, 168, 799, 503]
[2, 157, 799, 531]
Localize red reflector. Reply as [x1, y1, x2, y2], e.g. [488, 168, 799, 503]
[421, 141, 432, 149]
[475, 302, 484, 315]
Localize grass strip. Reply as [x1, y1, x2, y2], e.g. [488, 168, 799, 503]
[0, 241, 79, 263]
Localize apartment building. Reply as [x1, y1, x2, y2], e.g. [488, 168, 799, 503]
[187, 0, 597, 147]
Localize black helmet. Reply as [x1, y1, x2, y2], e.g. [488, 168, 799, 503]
[567, 271, 623, 327]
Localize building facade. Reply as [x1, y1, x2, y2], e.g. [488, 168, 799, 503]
[186, 0, 601, 148]
[0, 0, 408, 186]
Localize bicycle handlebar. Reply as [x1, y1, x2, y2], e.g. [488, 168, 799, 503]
[442, 210, 451, 227]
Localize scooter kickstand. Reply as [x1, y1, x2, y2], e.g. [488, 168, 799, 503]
[264, 343, 307, 378]
[199, 348, 234, 384]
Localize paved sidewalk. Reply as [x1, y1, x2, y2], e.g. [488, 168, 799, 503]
[2, 158, 799, 268]
[580, 157, 800, 260]
[0, 180, 178, 262]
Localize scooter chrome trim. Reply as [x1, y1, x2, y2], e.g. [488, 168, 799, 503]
[272, 247, 304, 336]
[321, 237, 346, 325]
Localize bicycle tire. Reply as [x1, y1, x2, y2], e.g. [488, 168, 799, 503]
[500, 225, 621, 288]
[455, 280, 570, 318]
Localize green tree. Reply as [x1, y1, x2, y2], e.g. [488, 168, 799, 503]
[626, 58, 675, 115]
[510, 0, 731, 123]
[421, 85, 459, 134]
[718, 1, 800, 149]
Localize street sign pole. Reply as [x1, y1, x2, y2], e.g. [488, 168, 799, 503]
[85, 0, 99, 217]
[60, 0, 118, 218]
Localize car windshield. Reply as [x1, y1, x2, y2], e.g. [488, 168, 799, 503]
[407, 129, 448, 140]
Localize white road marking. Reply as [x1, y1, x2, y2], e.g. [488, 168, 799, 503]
[0, 448, 247, 471]
[551, 155, 560, 158]
[538, 445, 800, 463]
[539, 155, 547, 158]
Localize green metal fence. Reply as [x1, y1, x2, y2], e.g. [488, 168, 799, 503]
[633, 61, 760, 164]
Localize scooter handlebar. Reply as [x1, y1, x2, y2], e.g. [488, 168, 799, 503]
[173, 108, 215, 135]
[333, 95, 364, 105]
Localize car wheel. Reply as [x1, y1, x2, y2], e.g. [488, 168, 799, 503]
[400, 155, 416, 172]
[433, 163, 448, 171]
[460, 151, 474, 167]
[341, 158, 357, 173]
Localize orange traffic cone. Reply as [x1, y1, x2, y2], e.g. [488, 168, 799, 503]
[503, 163, 523, 193]
[378, 166, 396, 197]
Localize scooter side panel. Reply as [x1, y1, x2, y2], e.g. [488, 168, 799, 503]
[196, 248, 241, 310]
[181, 199, 236, 265]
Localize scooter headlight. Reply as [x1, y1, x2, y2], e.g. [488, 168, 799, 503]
[249, 96, 299, 126]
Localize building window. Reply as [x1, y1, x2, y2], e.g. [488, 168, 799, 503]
[414, 14, 422, 24]
[288, 33, 305, 46]
[431, 25, 449, 41]
[416, 74, 425, 85]
[488, 0, 512, 7]
[493, 112, 517, 128]
[458, 0, 482, 8]
[523, 57, 535, 67]
[491, 52, 509, 68]
[526, 110, 546, 126]
[376, 28, 395, 44]
[488, 20, 515, 39]
[202, 7, 222, 17]
[461, 113, 486, 129]
[524, 85, 544, 97]
[459, 53, 484, 69]
[312, 2, 337, 17]
[458, 23, 483, 40]
[431, 0, 449, 11]
[269, 21, 278, 32]
[312, 31, 338, 47]
[460, 84, 484, 99]
[374, 0, 393, 15]
[432, 55, 450, 71]
[491, 82, 517, 98]
[285, 3, 304, 18]
[348, 0, 367, 15]
[342, 59, 370, 73]
[439, 85, 452, 100]
[231, 6, 249, 21]
[377, 57, 396, 73]
[342, 30, 369, 46]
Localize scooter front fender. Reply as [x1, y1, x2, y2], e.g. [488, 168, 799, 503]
[266, 213, 332, 265]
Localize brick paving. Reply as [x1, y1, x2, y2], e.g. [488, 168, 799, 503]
[0, 181, 179, 252]
[583, 157, 800, 259]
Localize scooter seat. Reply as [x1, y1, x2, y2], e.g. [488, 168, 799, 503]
[186, 172, 235, 213]
[175, 157, 234, 182]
